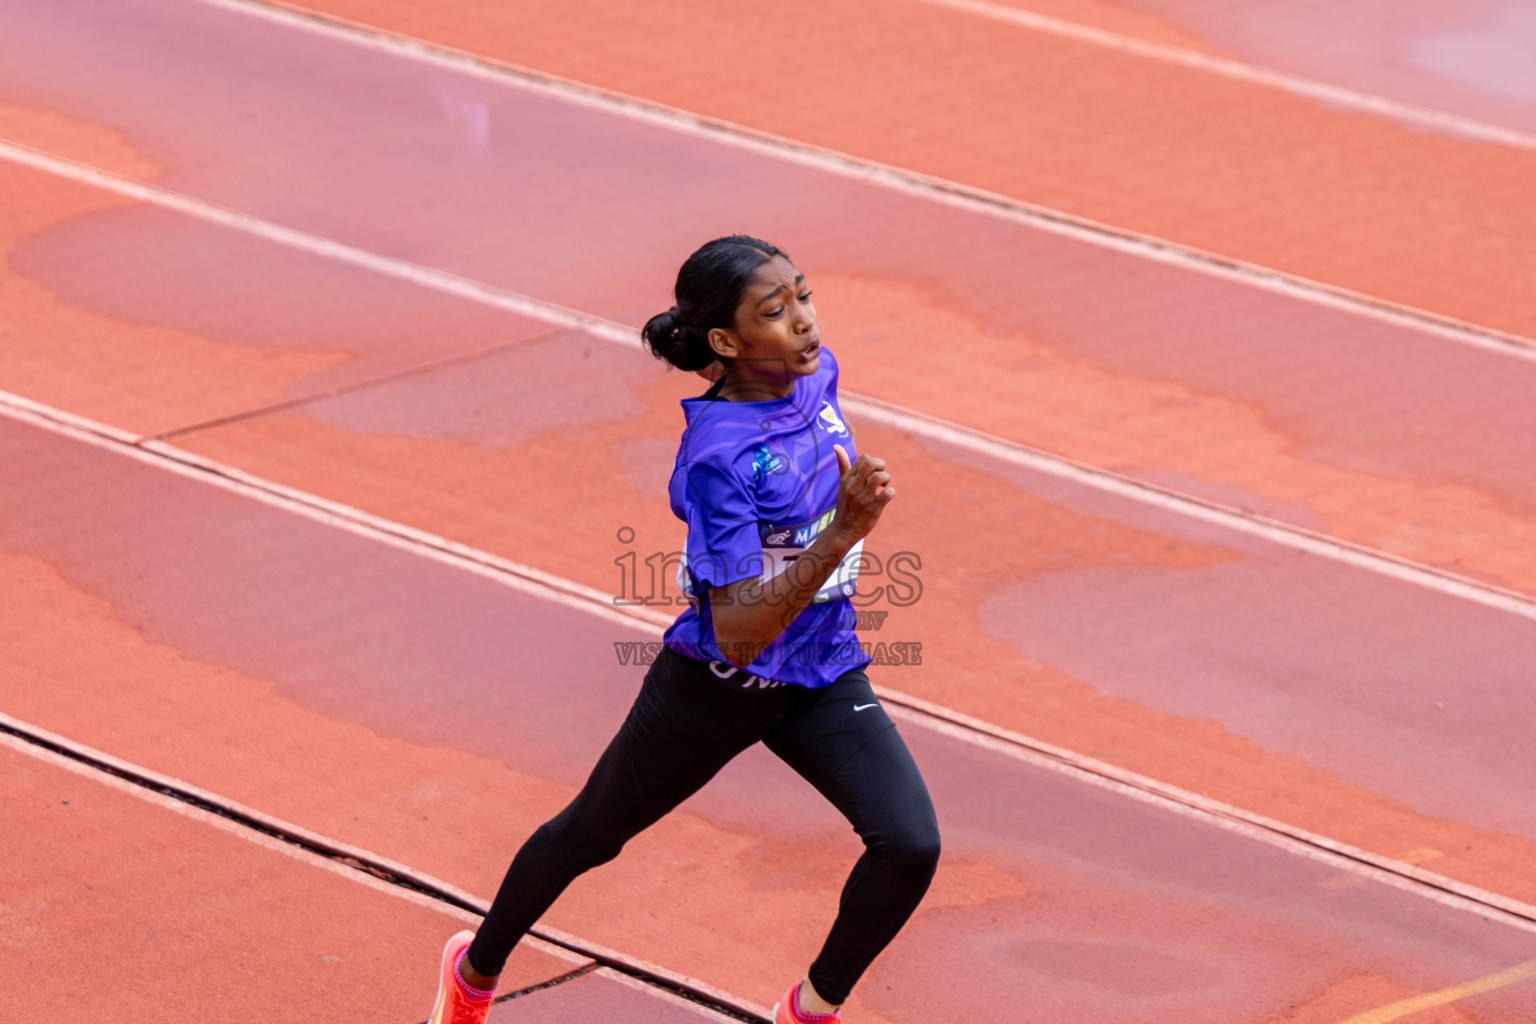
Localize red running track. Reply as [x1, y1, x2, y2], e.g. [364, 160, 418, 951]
[4, 406, 1536, 1022]
[266, 0, 1536, 340]
[1079, 0, 1536, 133]
[2, 0, 1536, 594]
[143, 325, 1536, 907]
[5, 0, 1536, 1020]
[3, 145, 1536, 902]
[0, 733, 591, 1021]
[4, 6, 1536, 895]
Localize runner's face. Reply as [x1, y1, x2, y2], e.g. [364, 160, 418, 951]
[711, 256, 820, 391]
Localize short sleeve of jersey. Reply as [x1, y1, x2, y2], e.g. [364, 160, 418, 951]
[682, 460, 763, 589]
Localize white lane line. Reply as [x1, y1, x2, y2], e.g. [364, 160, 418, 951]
[5, 393, 1536, 934]
[3, 139, 1534, 623]
[883, 696, 1536, 932]
[0, 718, 756, 1015]
[0, 388, 665, 634]
[183, 0, 1536, 360]
[916, 0, 1536, 152]
[840, 394, 1536, 623]
[0, 724, 503, 936]
[0, 140, 596, 337]
[0, 718, 604, 973]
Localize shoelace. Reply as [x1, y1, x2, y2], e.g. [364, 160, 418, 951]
[449, 993, 492, 1024]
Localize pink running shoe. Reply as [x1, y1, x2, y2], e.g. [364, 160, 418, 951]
[427, 930, 497, 1024]
[772, 980, 841, 1023]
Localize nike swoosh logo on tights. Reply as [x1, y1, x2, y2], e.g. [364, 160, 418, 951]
[853, 703, 878, 712]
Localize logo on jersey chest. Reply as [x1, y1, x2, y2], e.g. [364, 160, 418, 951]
[817, 401, 848, 435]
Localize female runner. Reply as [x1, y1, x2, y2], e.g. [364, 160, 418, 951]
[427, 235, 940, 1024]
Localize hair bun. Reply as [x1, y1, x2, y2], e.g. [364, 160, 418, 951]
[641, 235, 788, 374]
[642, 307, 715, 372]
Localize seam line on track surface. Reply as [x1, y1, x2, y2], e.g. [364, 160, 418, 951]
[144, 326, 578, 443]
[4, 394, 1536, 938]
[472, 961, 600, 1016]
[3, 141, 1534, 622]
[0, 712, 765, 1023]
[123, 0, 1536, 361]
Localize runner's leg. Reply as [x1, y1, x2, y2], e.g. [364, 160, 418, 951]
[763, 669, 940, 1006]
[466, 649, 792, 976]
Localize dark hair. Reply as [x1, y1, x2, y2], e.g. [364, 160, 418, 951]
[641, 235, 789, 371]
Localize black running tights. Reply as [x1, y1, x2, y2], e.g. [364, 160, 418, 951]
[465, 647, 940, 1006]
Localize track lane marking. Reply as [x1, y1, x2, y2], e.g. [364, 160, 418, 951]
[154, 0, 1536, 358]
[1336, 958, 1536, 1023]
[882, 698, 1536, 933]
[4, 395, 1536, 935]
[840, 393, 1536, 622]
[9, 11, 1534, 995]
[3, 140, 1534, 623]
[0, 722, 762, 1020]
[0, 140, 599, 336]
[0, 728, 493, 942]
[6, 712, 1533, 1024]
[0, 710, 519, 922]
[0, 387, 655, 633]
[915, 0, 1536, 152]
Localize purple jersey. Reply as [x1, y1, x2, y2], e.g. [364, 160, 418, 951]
[662, 347, 869, 687]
